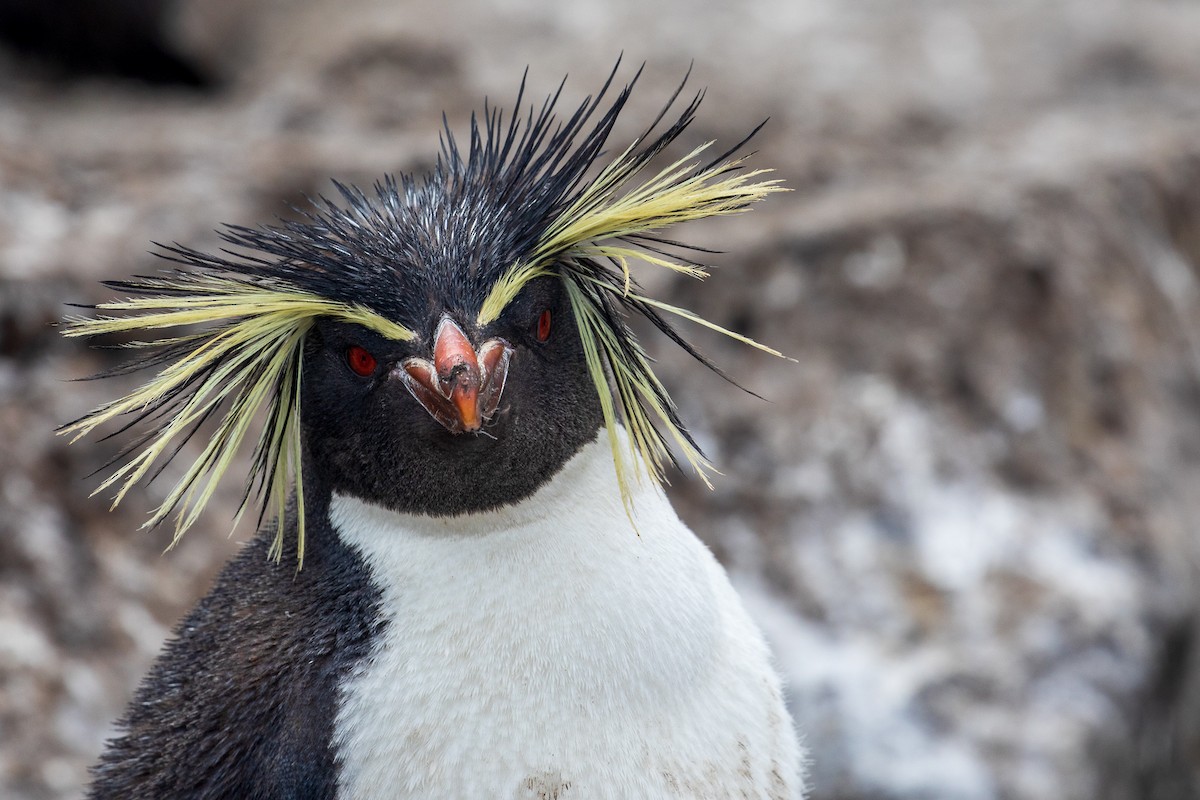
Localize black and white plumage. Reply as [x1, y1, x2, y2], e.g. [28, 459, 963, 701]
[64, 64, 805, 799]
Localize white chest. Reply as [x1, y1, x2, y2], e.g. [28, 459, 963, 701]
[330, 434, 804, 799]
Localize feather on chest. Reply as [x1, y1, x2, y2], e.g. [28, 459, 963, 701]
[330, 433, 803, 799]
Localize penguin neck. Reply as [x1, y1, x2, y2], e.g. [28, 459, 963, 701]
[330, 426, 642, 540]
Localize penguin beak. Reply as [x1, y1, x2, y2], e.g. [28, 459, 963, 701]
[396, 316, 513, 434]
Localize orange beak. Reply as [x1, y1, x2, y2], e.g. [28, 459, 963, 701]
[396, 316, 513, 434]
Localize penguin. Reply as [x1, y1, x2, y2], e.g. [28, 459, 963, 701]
[62, 64, 806, 799]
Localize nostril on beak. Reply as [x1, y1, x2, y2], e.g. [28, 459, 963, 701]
[438, 361, 478, 399]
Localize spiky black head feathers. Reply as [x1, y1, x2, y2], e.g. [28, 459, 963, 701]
[61, 63, 786, 564]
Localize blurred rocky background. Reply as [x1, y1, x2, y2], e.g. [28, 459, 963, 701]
[2, 0, 1200, 798]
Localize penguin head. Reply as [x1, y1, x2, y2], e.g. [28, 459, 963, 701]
[60, 63, 787, 564]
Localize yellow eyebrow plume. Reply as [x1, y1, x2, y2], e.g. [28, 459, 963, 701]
[60, 276, 416, 567]
[479, 145, 784, 323]
[478, 137, 787, 509]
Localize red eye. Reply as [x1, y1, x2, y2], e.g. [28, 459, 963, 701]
[535, 309, 552, 343]
[346, 345, 378, 377]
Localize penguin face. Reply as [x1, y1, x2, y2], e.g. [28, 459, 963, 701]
[301, 275, 603, 516]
